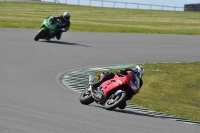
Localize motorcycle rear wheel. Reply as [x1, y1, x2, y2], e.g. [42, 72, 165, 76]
[104, 92, 127, 110]
[79, 89, 94, 105]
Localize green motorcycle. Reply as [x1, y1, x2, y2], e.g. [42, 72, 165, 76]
[34, 16, 60, 41]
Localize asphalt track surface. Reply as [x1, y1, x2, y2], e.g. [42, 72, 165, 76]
[0, 28, 199, 133]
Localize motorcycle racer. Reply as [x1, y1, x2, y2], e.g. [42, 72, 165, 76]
[116, 65, 144, 88]
[46, 12, 71, 40]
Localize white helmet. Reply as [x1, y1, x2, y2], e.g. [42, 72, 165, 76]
[133, 65, 144, 78]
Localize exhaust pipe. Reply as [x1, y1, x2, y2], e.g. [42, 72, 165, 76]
[89, 75, 94, 85]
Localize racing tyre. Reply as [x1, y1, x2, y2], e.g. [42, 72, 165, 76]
[79, 89, 94, 105]
[34, 29, 44, 41]
[104, 92, 127, 110]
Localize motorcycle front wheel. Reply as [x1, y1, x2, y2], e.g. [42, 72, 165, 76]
[79, 89, 94, 105]
[104, 92, 127, 110]
[34, 29, 45, 41]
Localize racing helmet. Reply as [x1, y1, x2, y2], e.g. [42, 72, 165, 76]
[133, 65, 144, 78]
[61, 12, 70, 22]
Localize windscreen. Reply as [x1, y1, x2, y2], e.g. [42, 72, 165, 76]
[131, 71, 140, 89]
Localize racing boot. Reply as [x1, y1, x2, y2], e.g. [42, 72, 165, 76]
[56, 31, 62, 40]
[55, 28, 64, 40]
[92, 80, 103, 89]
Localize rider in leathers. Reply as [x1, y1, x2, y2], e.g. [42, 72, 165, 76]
[47, 12, 71, 40]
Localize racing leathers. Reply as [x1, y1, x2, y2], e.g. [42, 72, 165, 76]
[47, 15, 71, 40]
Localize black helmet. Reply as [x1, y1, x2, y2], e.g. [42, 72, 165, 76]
[61, 12, 70, 22]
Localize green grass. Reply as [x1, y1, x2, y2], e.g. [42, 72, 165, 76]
[96, 62, 200, 121]
[1, 1, 200, 34]
[0, 1, 199, 122]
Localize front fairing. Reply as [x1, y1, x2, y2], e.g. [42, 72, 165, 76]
[125, 71, 140, 93]
[41, 16, 59, 34]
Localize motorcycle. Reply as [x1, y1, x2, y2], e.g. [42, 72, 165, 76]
[79, 70, 141, 110]
[34, 16, 60, 41]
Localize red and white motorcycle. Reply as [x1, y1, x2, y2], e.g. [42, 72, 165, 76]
[79, 70, 141, 110]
